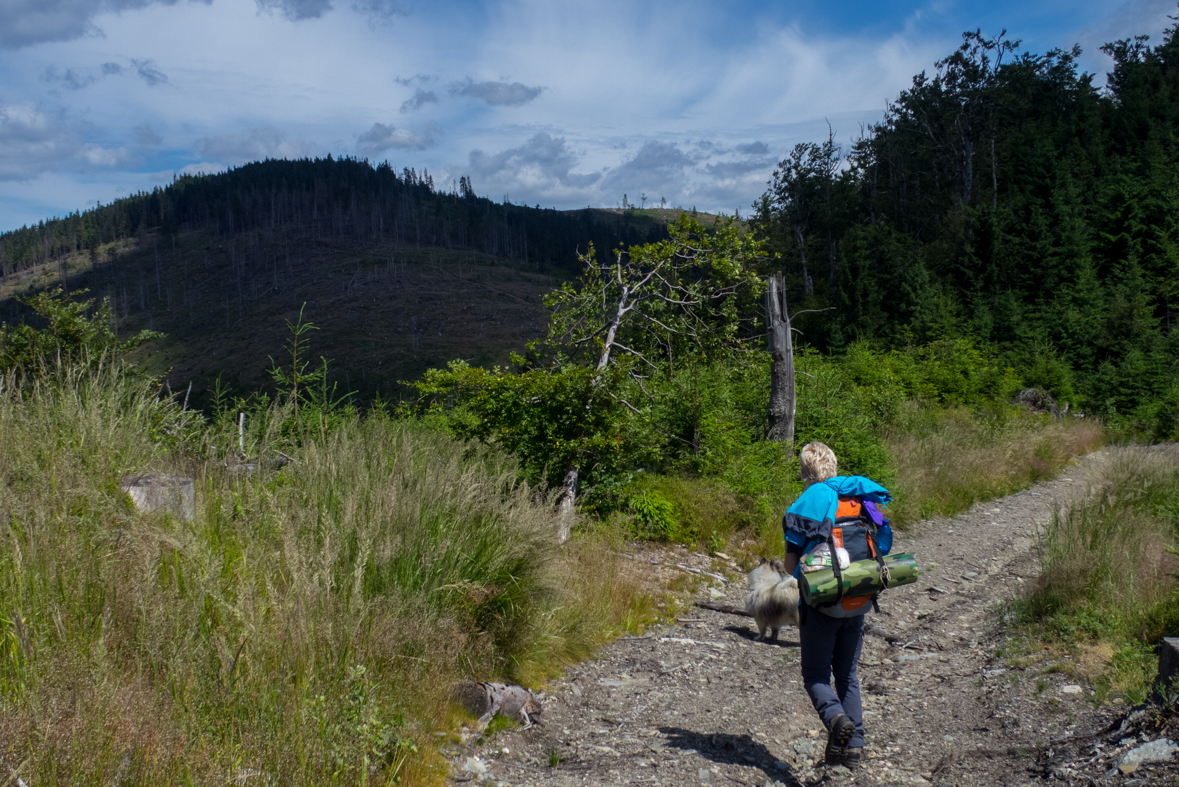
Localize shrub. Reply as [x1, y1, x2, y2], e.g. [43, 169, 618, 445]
[0, 287, 159, 375]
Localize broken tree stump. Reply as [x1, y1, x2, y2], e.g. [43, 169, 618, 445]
[120, 474, 195, 522]
[1154, 637, 1179, 702]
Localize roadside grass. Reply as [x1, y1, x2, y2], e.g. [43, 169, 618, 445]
[885, 404, 1104, 527]
[0, 363, 655, 786]
[1011, 446, 1179, 704]
[724, 405, 1103, 564]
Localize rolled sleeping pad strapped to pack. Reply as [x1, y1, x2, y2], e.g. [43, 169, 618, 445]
[799, 553, 919, 606]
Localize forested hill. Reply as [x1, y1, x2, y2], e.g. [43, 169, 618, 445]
[0, 160, 685, 408]
[0, 157, 669, 279]
[754, 24, 1179, 434]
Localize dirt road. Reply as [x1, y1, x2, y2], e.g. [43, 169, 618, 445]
[447, 450, 1175, 786]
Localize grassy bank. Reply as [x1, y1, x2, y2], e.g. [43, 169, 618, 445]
[0, 364, 653, 786]
[885, 405, 1105, 526]
[1012, 446, 1179, 703]
[628, 403, 1105, 561]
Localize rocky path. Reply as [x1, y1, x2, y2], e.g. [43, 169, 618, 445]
[447, 450, 1177, 786]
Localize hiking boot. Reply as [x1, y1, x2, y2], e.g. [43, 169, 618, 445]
[825, 714, 856, 765]
[844, 747, 863, 769]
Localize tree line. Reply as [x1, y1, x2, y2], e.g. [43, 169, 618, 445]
[0, 157, 667, 278]
[754, 20, 1179, 434]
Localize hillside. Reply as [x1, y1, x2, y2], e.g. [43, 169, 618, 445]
[0, 160, 704, 408]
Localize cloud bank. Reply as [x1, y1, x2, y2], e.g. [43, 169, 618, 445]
[195, 126, 317, 162]
[453, 79, 544, 107]
[357, 122, 442, 155]
[254, 0, 332, 21]
[0, 0, 211, 49]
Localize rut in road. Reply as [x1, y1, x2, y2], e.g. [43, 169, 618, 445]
[447, 450, 1140, 786]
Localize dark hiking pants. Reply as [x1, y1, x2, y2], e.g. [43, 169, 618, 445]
[798, 606, 866, 748]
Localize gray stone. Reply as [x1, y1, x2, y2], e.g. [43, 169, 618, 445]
[462, 756, 488, 775]
[120, 474, 194, 521]
[1114, 738, 1178, 773]
[1060, 685, 1082, 694]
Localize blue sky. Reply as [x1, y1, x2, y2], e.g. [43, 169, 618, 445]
[0, 0, 1173, 232]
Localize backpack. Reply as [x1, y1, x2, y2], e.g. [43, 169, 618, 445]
[800, 496, 890, 618]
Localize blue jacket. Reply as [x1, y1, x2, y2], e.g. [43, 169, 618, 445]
[783, 476, 893, 571]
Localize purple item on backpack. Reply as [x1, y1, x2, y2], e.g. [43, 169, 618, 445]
[861, 500, 885, 526]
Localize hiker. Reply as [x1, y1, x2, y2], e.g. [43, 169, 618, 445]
[781, 441, 893, 769]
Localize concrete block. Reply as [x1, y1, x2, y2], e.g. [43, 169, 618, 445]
[120, 474, 195, 522]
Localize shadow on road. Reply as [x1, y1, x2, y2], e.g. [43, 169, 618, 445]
[725, 625, 801, 648]
[659, 727, 801, 786]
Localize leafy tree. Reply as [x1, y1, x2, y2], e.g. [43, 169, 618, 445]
[413, 216, 766, 536]
[0, 287, 160, 374]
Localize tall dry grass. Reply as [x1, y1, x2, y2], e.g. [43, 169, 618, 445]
[0, 364, 651, 785]
[885, 405, 1104, 526]
[1016, 446, 1179, 700]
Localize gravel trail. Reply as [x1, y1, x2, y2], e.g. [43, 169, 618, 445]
[446, 450, 1176, 786]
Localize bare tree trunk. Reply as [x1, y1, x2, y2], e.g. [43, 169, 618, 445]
[991, 137, 998, 209]
[793, 226, 813, 296]
[766, 273, 796, 448]
[551, 262, 633, 542]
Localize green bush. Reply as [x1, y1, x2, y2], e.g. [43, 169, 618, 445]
[628, 488, 677, 540]
[0, 287, 159, 375]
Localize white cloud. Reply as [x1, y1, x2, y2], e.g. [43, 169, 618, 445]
[598, 141, 694, 199]
[255, 0, 333, 21]
[150, 161, 226, 182]
[351, 0, 409, 23]
[0, 0, 211, 49]
[194, 126, 317, 162]
[2, 0, 1166, 229]
[1075, 0, 1176, 77]
[356, 122, 441, 154]
[0, 103, 78, 181]
[453, 79, 543, 107]
[399, 88, 438, 113]
[467, 132, 600, 192]
[42, 65, 95, 89]
[132, 58, 168, 86]
[80, 143, 138, 168]
[134, 122, 162, 147]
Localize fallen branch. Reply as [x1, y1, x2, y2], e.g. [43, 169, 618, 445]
[675, 564, 728, 584]
[694, 601, 753, 618]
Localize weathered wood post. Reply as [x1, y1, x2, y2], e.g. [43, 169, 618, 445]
[555, 468, 578, 545]
[766, 272, 796, 450]
[1154, 637, 1179, 702]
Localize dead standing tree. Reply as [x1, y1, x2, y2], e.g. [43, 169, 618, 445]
[765, 272, 832, 453]
[766, 273, 796, 445]
[545, 216, 765, 541]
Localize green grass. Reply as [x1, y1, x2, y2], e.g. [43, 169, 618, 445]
[0, 361, 655, 785]
[1011, 446, 1179, 703]
[884, 404, 1104, 526]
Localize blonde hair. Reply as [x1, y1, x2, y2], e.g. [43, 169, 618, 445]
[799, 442, 837, 487]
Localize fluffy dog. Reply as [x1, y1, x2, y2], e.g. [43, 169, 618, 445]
[745, 558, 800, 641]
